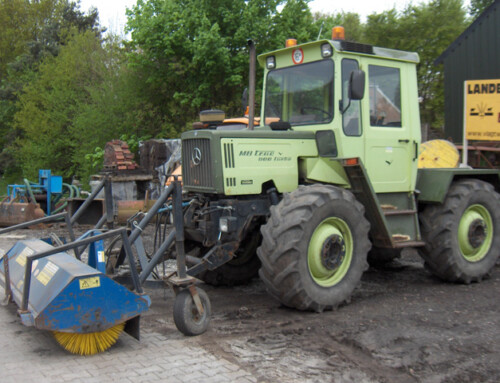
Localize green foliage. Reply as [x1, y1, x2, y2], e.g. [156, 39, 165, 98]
[13, 30, 126, 181]
[125, 0, 319, 136]
[469, 0, 494, 18]
[119, 133, 152, 154]
[364, 0, 467, 128]
[85, 146, 105, 171]
[0, 0, 474, 184]
[0, 0, 103, 180]
[312, 11, 363, 42]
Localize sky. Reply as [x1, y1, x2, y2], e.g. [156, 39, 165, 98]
[79, 0, 419, 37]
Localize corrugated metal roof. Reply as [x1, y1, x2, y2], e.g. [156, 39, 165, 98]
[435, 0, 500, 65]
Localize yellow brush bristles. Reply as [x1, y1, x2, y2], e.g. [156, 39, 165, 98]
[53, 322, 125, 355]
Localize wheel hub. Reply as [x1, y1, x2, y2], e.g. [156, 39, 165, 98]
[321, 234, 346, 271]
[458, 204, 493, 262]
[468, 218, 487, 248]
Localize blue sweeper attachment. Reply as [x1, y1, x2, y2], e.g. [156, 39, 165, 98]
[0, 233, 151, 355]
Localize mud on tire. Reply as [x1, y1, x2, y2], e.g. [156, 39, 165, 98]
[419, 179, 500, 283]
[257, 184, 371, 312]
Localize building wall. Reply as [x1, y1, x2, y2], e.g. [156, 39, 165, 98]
[442, 2, 500, 142]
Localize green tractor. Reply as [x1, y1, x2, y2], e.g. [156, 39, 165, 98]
[178, 28, 500, 320]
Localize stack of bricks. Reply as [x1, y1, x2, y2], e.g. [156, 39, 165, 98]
[103, 139, 138, 171]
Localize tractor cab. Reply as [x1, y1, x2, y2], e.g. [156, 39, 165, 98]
[258, 27, 421, 193]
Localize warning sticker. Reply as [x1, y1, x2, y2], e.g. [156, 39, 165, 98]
[15, 247, 34, 267]
[79, 276, 100, 290]
[97, 251, 105, 263]
[36, 261, 59, 286]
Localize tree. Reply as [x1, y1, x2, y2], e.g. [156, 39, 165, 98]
[0, 0, 102, 180]
[312, 11, 363, 42]
[469, 0, 494, 18]
[13, 30, 120, 180]
[125, 0, 319, 136]
[364, 0, 467, 129]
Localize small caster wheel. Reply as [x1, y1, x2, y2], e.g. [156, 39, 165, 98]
[173, 287, 211, 336]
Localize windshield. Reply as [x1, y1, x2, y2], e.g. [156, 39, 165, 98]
[264, 60, 334, 126]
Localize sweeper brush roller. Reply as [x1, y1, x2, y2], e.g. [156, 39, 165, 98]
[0, 239, 150, 355]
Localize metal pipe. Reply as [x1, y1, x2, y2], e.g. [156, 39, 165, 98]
[120, 231, 143, 293]
[0, 212, 67, 235]
[139, 230, 176, 284]
[3, 254, 11, 303]
[64, 212, 80, 260]
[94, 214, 107, 230]
[104, 177, 114, 229]
[247, 39, 256, 131]
[70, 177, 107, 225]
[128, 183, 174, 245]
[173, 180, 186, 279]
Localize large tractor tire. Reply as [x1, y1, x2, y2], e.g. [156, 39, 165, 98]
[198, 230, 262, 286]
[257, 184, 371, 312]
[419, 179, 500, 283]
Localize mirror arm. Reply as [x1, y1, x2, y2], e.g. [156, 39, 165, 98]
[339, 98, 352, 114]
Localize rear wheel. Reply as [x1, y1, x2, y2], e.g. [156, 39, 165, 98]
[419, 179, 500, 283]
[257, 184, 371, 312]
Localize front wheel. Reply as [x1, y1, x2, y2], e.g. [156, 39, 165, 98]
[419, 179, 500, 283]
[173, 287, 211, 336]
[257, 185, 371, 312]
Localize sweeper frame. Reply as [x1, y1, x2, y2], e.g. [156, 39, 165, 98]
[0, 176, 216, 355]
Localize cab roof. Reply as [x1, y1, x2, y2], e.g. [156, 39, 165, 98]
[257, 39, 420, 66]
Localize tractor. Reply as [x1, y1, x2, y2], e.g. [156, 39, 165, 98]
[176, 28, 500, 326]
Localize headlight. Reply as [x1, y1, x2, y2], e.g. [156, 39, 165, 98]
[219, 217, 237, 233]
[266, 56, 276, 69]
[321, 43, 333, 58]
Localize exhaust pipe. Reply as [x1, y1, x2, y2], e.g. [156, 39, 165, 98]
[247, 40, 256, 130]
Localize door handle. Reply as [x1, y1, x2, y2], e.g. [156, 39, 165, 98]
[413, 141, 418, 161]
[398, 139, 410, 143]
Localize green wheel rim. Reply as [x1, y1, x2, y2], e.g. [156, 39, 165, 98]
[458, 204, 493, 262]
[308, 217, 353, 287]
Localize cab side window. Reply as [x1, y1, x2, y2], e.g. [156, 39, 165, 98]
[369, 65, 402, 127]
[342, 59, 361, 136]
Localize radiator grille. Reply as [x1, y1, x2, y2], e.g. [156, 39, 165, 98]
[182, 138, 214, 189]
[223, 143, 235, 168]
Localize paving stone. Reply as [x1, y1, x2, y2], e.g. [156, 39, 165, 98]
[0, 297, 257, 383]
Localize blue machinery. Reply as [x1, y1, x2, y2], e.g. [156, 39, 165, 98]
[6, 169, 80, 216]
[1, 170, 81, 227]
[0, 177, 211, 355]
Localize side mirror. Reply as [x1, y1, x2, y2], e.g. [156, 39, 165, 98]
[349, 69, 365, 100]
[340, 69, 366, 114]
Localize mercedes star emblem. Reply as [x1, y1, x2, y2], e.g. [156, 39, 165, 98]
[192, 147, 202, 166]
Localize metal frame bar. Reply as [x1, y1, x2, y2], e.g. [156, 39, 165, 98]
[1, 175, 190, 294]
[2, 254, 12, 304]
[173, 179, 186, 279]
[70, 176, 112, 228]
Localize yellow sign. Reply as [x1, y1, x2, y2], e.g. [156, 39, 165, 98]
[465, 79, 500, 141]
[79, 276, 100, 290]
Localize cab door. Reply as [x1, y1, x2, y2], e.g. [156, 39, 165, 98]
[362, 62, 417, 193]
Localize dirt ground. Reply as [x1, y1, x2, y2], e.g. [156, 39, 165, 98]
[1, 224, 499, 383]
